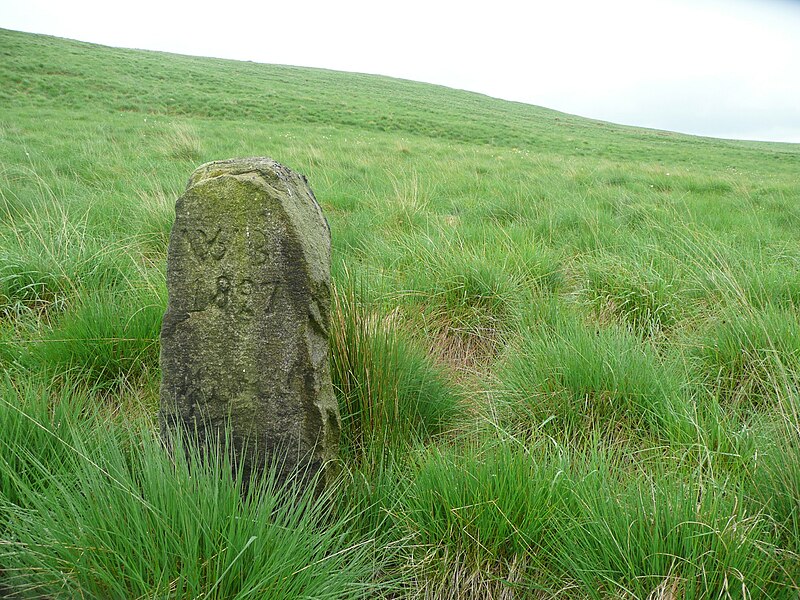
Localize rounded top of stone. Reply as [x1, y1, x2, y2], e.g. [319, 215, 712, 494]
[188, 157, 300, 189]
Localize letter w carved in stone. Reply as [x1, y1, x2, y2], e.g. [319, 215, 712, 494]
[184, 227, 227, 261]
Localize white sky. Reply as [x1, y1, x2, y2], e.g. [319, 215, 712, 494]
[3, 0, 800, 143]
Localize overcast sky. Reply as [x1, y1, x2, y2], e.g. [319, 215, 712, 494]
[4, 0, 800, 143]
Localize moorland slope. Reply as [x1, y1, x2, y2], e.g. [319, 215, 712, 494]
[1, 28, 798, 598]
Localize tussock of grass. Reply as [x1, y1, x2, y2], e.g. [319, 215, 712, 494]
[386, 226, 536, 372]
[24, 279, 165, 390]
[748, 426, 800, 568]
[372, 440, 789, 599]
[392, 441, 564, 597]
[556, 455, 782, 599]
[330, 275, 459, 463]
[496, 305, 689, 442]
[0, 376, 99, 510]
[691, 304, 800, 412]
[580, 250, 684, 337]
[162, 121, 203, 162]
[133, 179, 178, 256]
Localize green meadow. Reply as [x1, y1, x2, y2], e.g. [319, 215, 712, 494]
[1, 28, 799, 598]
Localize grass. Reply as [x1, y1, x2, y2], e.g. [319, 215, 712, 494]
[691, 304, 800, 412]
[495, 302, 690, 442]
[1, 27, 799, 598]
[553, 454, 782, 599]
[0, 376, 375, 599]
[329, 273, 460, 463]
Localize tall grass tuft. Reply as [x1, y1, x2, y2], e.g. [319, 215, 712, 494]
[691, 304, 800, 412]
[24, 278, 166, 390]
[329, 275, 459, 463]
[163, 122, 203, 162]
[554, 453, 784, 599]
[392, 440, 566, 598]
[0, 375, 99, 511]
[580, 250, 683, 338]
[393, 226, 529, 370]
[743, 380, 800, 584]
[495, 304, 689, 442]
[748, 431, 800, 585]
[0, 185, 133, 319]
[133, 178, 177, 256]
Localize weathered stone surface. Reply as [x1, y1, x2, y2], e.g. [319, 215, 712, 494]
[159, 157, 340, 488]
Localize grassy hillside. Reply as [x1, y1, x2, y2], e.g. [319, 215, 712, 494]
[1, 28, 799, 598]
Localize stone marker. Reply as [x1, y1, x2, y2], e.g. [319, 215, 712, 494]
[159, 157, 340, 489]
